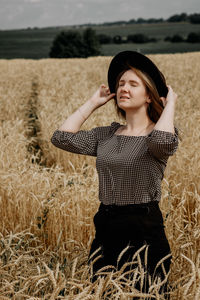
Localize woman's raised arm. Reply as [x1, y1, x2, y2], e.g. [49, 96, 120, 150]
[147, 85, 179, 160]
[153, 85, 177, 134]
[58, 84, 115, 133]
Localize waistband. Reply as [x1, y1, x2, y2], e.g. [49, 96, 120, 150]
[99, 201, 159, 214]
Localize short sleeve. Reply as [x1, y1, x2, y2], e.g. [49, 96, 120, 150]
[50, 123, 115, 157]
[147, 127, 179, 160]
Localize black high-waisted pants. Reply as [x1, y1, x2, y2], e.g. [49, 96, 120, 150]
[88, 201, 171, 294]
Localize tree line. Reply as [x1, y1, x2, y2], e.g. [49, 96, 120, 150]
[78, 13, 200, 27]
[97, 32, 200, 44]
[49, 28, 200, 58]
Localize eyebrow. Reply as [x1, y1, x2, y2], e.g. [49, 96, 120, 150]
[119, 79, 139, 84]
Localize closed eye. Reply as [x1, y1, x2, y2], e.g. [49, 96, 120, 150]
[118, 80, 139, 87]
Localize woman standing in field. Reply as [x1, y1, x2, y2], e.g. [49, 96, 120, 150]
[51, 51, 178, 295]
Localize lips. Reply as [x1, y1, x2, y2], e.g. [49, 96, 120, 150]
[120, 95, 130, 100]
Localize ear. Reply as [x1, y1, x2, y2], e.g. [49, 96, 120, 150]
[146, 97, 151, 104]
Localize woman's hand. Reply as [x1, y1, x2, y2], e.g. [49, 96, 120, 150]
[160, 85, 178, 107]
[88, 84, 115, 109]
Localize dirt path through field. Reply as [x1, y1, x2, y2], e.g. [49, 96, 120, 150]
[25, 77, 47, 167]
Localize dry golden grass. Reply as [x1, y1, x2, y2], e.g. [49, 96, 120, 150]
[0, 52, 199, 299]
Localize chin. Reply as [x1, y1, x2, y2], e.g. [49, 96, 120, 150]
[118, 103, 129, 109]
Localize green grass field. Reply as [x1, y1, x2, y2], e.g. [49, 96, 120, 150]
[0, 22, 200, 59]
[101, 41, 200, 55]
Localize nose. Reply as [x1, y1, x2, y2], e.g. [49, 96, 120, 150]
[120, 83, 129, 92]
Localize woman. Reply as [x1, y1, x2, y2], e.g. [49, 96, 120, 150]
[51, 51, 179, 294]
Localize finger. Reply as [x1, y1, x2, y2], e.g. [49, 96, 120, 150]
[106, 93, 115, 101]
[100, 85, 107, 92]
[100, 84, 107, 91]
[160, 97, 166, 106]
[167, 85, 173, 90]
[161, 98, 166, 106]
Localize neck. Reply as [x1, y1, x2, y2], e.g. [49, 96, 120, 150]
[124, 108, 153, 132]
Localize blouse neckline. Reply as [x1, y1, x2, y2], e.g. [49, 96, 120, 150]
[113, 123, 153, 137]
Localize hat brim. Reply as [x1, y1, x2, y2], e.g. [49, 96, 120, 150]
[107, 51, 168, 97]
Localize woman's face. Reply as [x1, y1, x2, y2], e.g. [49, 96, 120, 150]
[116, 69, 151, 112]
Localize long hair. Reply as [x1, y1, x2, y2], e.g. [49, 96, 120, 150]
[114, 65, 165, 123]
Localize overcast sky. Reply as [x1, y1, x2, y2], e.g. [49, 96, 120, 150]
[1, 0, 199, 30]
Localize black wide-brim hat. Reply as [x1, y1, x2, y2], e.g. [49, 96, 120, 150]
[108, 51, 168, 97]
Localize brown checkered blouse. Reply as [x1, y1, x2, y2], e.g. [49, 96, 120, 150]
[51, 121, 179, 205]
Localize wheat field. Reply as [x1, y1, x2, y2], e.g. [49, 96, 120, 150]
[0, 52, 199, 299]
